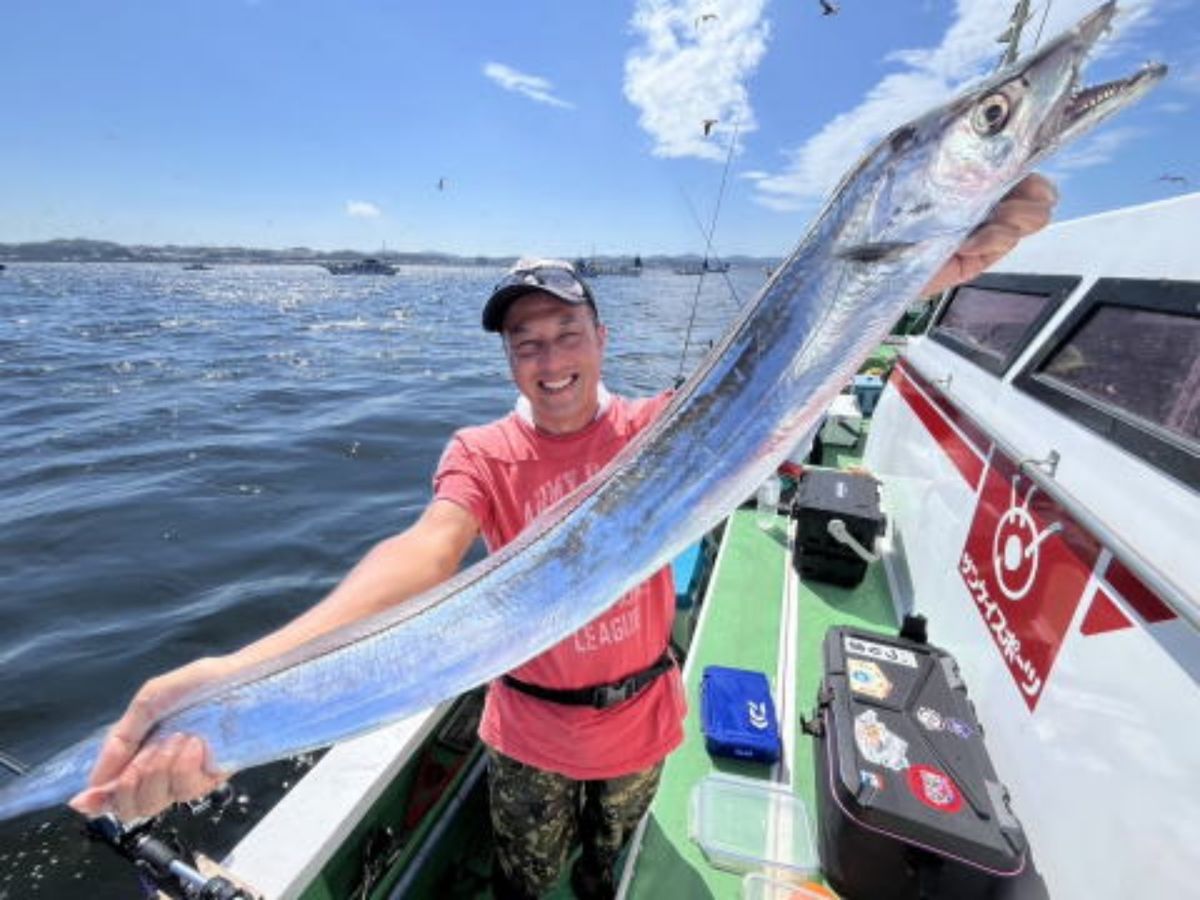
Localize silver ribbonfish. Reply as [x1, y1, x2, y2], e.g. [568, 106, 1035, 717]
[0, 2, 1164, 822]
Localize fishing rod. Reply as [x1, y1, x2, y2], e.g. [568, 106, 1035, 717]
[0, 750, 255, 900]
[87, 810, 254, 900]
[677, 186, 744, 308]
[675, 117, 742, 386]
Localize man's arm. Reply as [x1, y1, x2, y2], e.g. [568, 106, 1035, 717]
[70, 499, 479, 820]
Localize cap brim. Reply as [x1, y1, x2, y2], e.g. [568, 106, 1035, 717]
[482, 284, 591, 332]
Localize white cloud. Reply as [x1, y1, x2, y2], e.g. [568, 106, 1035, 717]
[1043, 126, 1145, 175]
[623, 0, 770, 161]
[483, 63, 574, 109]
[752, 0, 1161, 211]
[345, 201, 382, 219]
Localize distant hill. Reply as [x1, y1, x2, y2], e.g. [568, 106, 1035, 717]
[0, 239, 779, 271]
[0, 239, 508, 267]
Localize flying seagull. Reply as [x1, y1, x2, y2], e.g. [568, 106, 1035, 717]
[702, 118, 718, 137]
[820, 1, 840, 16]
[695, 12, 718, 28]
[1155, 173, 1189, 186]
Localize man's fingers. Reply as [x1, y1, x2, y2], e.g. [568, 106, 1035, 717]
[957, 221, 1023, 258]
[171, 737, 222, 802]
[68, 735, 220, 819]
[140, 735, 190, 818]
[1008, 172, 1059, 205]
[86, 729, 142, 789]
[109, 740, 165, 821]
[992, 197, 1054, 234]
[68, 785, 113, 816]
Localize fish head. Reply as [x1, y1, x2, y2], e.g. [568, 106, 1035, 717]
[850, 2, 1165, 248]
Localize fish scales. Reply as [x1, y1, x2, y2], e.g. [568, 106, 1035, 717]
[0, 1, 1164, 822]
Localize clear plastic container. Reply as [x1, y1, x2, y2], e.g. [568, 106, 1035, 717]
[688, 773, 818, 876]
[756, 474, 782, 530]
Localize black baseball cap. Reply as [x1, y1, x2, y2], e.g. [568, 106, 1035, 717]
[482, 258, 598, 332]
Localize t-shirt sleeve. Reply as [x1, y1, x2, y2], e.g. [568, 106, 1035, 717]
[432, 433, 493, 535]
[630, 389, 675, 433]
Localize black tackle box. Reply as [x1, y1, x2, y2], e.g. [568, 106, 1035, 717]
[791, 468, 884, 587]
[806, 623, 1027, 899]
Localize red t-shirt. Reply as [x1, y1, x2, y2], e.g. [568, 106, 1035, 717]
[433, 391, 687, 779]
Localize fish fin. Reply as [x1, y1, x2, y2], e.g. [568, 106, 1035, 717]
[836, 240, 920, 263]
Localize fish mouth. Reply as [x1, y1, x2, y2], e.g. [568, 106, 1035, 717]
[1059, 62, 1167, 134]
[1030, 2, 1167, 150]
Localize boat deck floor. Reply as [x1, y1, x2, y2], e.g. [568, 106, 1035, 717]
[521, 426, 900, 898]
[622, 460, 899, 897]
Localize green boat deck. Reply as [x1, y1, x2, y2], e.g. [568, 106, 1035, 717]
[623, 478, 898, 898]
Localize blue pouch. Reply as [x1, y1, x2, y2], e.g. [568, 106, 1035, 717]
[700, 665, 781, 764]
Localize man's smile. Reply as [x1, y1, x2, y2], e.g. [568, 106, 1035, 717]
[540, 374, 579, 393]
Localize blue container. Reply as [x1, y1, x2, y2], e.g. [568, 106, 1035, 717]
[672, 543, 703, 610]
[700, 666, 781, 763]
[852, 374, 885, 417]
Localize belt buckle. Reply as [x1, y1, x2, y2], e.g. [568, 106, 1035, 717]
[593, 683, 630, 709]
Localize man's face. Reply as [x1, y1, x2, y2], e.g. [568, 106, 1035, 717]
[501, 291, 607, 435]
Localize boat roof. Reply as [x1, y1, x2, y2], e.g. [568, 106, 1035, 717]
[993, 190, 1200, 280]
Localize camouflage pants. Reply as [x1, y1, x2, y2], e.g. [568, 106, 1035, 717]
[486, 746, 664, 900]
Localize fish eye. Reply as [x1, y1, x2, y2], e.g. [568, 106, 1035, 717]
[971, 93, 1011, 136]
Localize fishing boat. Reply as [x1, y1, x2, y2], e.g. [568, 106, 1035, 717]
[673, 258, 730, 276]
[182, 262, 213, 270]
[575, 256, 644, 277]
[322, 258, 398, 276]
[205, 193, 1197, 899]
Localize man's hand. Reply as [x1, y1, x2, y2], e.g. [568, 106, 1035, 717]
[69, 657, 229, 820]
[922, 174, 1058, 296]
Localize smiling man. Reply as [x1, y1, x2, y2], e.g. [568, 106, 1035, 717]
[72, 173, 1056, 900]
[439, 259, 686, 899]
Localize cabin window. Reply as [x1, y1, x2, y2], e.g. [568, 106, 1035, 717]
[1016, 278, 1200, 489]
[930, 274, 1080, 375]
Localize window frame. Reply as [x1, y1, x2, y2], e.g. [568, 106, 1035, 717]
[929, 273, 1081, 376]
[1013, 277, 1200, 490]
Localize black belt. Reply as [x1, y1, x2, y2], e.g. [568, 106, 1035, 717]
[501, 650, 674, 710]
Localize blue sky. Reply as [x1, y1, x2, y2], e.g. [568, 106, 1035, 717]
[3, 0, 1197, 256]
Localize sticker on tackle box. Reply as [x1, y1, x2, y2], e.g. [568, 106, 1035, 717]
[844, 635, 918, 669]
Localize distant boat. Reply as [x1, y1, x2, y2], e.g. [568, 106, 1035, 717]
[322, 258, 398, 276]
[673, 258, 730, 275]
[182, 262, 212, 271]
[574, 255, 643, 277]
